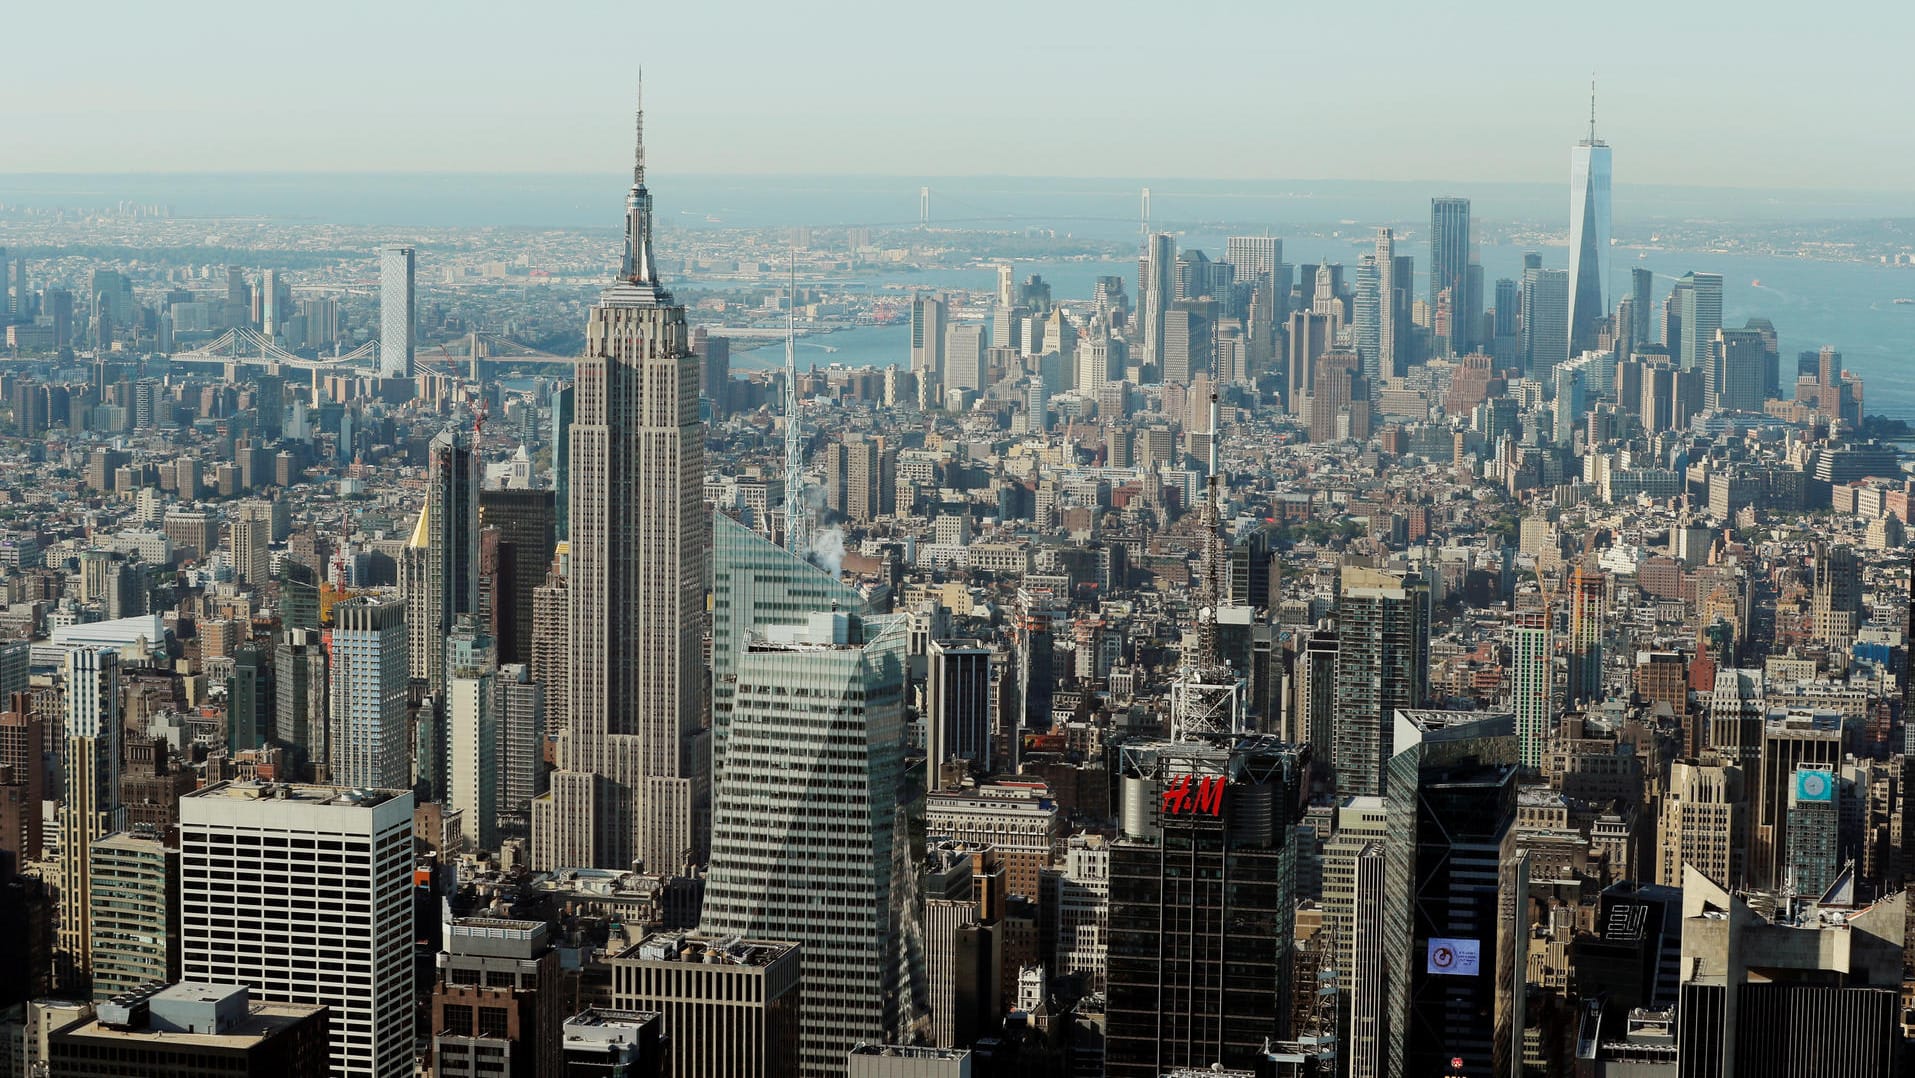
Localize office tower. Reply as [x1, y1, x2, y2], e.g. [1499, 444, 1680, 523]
[1074, 321, 1121, 397]
[1105, 737, 1308, 1078]
[1568, 99, 1612, 354]
[181, 782, 414, 1078]
[942, 322, 986, 400]
[923, 842, 1005, 1049]
[826, 434, 889, 524]
[0, 704, 45, 863]
[926, 640, 993, 791]
[691, 325, 731, 418]
[228, 513, 270, 585]
[1285, 310, 1331, 414]
[497, 664, 545, 838]
[1510, 614, 1552, 770]
[1629, 266, 1654, 344]
[58, 646, 123, 990]
[1675, 868, 1903, 1078]
[1161, 300, 1212, 385]
[1658, 760, 1744, 888]
[406, 428, 481, 691]
[1785, 765, 1840, 897]
[700, 612, 915, 1078]
[561, 1010, 663, 1077]
[431, 915, 563, 1078]
[1709, 327, 1767, 414]
[1347, 842, 1387, 1078]
[87, 830, 178, 1000]
[1565, 568, 1605, 705]
[909, 293, 947, 406]
[1141, 232, 1175, 377]
[1046, 834, 1110, 988]
[1811, 542, 1862, 649]
[1225, 235, 1281, 281]
[544, 95, 708, 876]
[328, 597, 410, 790]
[1521, 268, 1570, 380]
[1353, 255, 1382, 381]
[1429, 197, 1473, 352]
[1382, 710, 1525, 1078]
[48, 983, 331, 1078]
[1289, 621, 1338, 766]
[228, 645, 269, 753]
[706, 508, 864, 818]
[1332, 568, 1430, 798]
[1753, 716, 1842, 890]
[1374, 228, 1397, 376]
[551, 382, 573, 542]
[923, 784, 1061, 907]
[478, 488, 557, 665]
[1677, 271, 1723, 373]
[445, 620, 498, 850]
[378, 245, 415, 379]
[275, 628, 328, 771]
[1318, 794, 1389, 981]
[609, 932, 801, 1078]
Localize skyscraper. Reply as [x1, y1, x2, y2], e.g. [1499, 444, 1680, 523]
[544, 87, 708, 875]
[87, 829, 177, 1000]
[926, 639, 993, 790]
[1353, 255, 1382, 381]
[1382, 710, 1525, 1078]
[1429, 197, 1474, 353]
[1374, 227, 1397, 377]
[405, 428, 480, 692]
[378, 245, 415, 380]
[180, 782, 415, 1078]
[1332, 568, 1430, 797]
[1677, 271, 1723, 373]
[1521, 267, 1570, 380]
[1812, 543, 1863, 649]
[1141, 232, 1175, 379]
[328, 597, 410, 791]
[1105, 736, 1309, 1078]
[1225, 235, 1280, 280]
[909, 293, 947, 408]
[58, 646, 122, 991]
[707, 509, 866, 810]
[1510, 613, 1552, 771]
[1568, 93, 1612, 355]
[699, 612, 917, 1078]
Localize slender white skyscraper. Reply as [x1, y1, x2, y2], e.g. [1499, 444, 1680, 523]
[329, 596, 410, 790]
[58, 646, 122, 988]
[1142, 232, 1175, 378]
[1568, 85, 1612, 355]
[378, 244, 415, 379]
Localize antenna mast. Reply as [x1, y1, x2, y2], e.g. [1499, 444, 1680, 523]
[783, 253, 809, 559]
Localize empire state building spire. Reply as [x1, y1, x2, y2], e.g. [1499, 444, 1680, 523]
[621, 72, 659, 289]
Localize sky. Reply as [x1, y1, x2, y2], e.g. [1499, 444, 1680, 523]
[4, 0, 1912, 191]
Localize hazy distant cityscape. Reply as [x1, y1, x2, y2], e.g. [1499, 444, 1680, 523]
[3, 34, 1915, 1078]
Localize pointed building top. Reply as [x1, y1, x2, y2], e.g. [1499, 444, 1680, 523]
[634, 69, 646, 188]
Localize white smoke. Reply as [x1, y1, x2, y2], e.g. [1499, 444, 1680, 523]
[810, 526, 847, 578]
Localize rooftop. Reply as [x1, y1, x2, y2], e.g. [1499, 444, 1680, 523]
[185, 780, 403, 807]
[617, 932, 797, 968]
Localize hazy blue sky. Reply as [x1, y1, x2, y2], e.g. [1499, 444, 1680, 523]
[6, 0, 1911, 190]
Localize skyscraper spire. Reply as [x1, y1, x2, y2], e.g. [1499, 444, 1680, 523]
[1585, 73, 1600, 145]
[621, 70, 658, 287]
[634, 70, 646, 187]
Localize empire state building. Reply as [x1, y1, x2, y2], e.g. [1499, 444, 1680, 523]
[536, 84, 708, 874]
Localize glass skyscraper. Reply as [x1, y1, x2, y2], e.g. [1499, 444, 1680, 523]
[377, 244, 414, 380]
[1568, 112, 1612, 355]
[699, 611, 917, 1078]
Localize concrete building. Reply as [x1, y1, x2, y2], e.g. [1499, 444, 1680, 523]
[48, 982, 329, 1078]
[58, 646, 123, 991]
[846, 1045, 971, 1078]
[559, 1009, 662, 1078]
[87, 830, 177, 1000]
[609, 931, 800, 1078]
[180, 782, 415, 1078]
[430, 914, 563, 1078]
[328, 597, 409, 791]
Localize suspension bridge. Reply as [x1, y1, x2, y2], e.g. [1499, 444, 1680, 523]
[167, 328, 569, 372]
